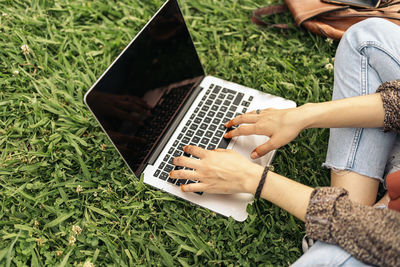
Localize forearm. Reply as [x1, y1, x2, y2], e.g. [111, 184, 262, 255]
[248, 167, 313, 222]
[299, 93, 385, 129]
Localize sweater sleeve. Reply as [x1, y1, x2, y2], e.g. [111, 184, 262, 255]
[305, 187, 400, 267]
[376, 79, 400, 133]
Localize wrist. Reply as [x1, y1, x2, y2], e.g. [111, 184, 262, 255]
[243, 164, 265, 195]
[297, 103, 319, 129]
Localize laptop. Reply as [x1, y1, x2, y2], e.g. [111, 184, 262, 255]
[84, 0, 296, 221]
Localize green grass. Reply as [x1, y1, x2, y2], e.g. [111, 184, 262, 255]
[0, 0, 337, 265]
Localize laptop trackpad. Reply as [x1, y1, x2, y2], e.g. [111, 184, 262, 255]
[231, 135, 274, 167]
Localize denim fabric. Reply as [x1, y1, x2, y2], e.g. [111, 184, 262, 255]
[291, 241, 371, 267]
[322, 18, 400, 181]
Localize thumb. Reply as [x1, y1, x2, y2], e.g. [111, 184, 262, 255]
[250, 138, 279, 159]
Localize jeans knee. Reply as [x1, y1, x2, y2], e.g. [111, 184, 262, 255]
[340, 18, 396, 49]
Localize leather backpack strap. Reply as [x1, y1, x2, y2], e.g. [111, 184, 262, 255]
[250, 4, 293, 29]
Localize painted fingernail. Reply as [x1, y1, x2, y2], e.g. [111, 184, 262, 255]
[180, 184, 186, 192]
[224, 132, 231, 138]
[250, 151, 259, 159]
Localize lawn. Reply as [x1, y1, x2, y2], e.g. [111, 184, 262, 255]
[0, 0, 336, 266]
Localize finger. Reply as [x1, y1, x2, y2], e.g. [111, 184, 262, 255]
[184, 145, 207, 159]
[225, 114, 259, 128]
[250, 138, 279, 159]
[224, 124, 257, 138]
[169, 170, 202, 181]
[180, 182, 208, 193]
[173, 156, 201, 169]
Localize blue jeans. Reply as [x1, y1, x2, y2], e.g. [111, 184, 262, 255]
[292, 18, 400, 266]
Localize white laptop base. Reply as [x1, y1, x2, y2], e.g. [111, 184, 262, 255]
[143, 76, 296, 221]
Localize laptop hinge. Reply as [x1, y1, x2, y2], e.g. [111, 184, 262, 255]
[145, 84, 203, 168]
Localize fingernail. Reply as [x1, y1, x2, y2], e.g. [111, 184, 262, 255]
[251, 151, 259, 159]
[224, 132, 231, 138]
[169, 171, 174, 177]
[180, 184, 185, 192]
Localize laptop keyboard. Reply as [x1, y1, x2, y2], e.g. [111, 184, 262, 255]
[153, 83, 254, 193]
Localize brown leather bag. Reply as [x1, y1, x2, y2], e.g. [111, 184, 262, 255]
[251, 0, 400, 39]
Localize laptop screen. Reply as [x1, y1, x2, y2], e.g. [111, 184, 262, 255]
[85, 0, 205, 175]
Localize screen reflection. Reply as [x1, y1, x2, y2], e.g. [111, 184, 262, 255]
[85, 0, 204, 175]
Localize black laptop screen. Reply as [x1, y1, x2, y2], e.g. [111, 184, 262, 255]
[85, 0, 205, 175]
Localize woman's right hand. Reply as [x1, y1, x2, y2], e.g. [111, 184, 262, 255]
[224, 106, 311, 159]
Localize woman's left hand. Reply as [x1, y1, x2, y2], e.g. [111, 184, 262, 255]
[170, 145, 264, 194]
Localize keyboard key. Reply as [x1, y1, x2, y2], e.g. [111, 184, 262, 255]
[213, 85, 221, 93]
[186, 130, 194, 137]
[218, 93, 226, 99]
[215, 99, 222, 105]
[209, 84, 214, 89]
[218, 124, 226, 131]
[227, 111, 234, 118]
[242, 108, 247, 113]
[198, 144, 206, 149]
[194, 107, 199, 113]
[218, 138, 230, 149]
[163, 155, 170, 162]
[159, 162, 165, 169]
[194, 118, 202, 124]
[159, 172, 169, 181]
[164, 164, 174, 172]
[201, 137, 210, 145]
[207, 144, 216, 150]
[207, 111, 215, 117]
[222, 117, 230, 123]
[190, 114, 195, 119]
[211, 137, 219, 144]
[220, 106, 227, 112]
[190, 124, 198, 131]
[177, 143, 185, 151]
[173, 150, 182, 157]
[223, 100, 230, 106]
[201, 105, 209, 111]
[181, 126, 188, 133]
[216, 112, 224, 118]
[186, 120, 192, 126]
[200, 123, 208, 130]
[227, 94, 234, 100]
[173, 140, 179, 146]
[233, 93, 244, 105]
[216, 130, 224, 137]
[196, 129, 205, 136]
[209, 125, 217, 131]
[192, 136, 200, 143]
[177, 133, 183, 140]
[229, 105, 237, 112]
[182, 137, 190, 144]
[176, 179, 187, 186]
[249, 96, 254, 101]
[167, 177, 177, 184]
[211, 105, 218, 111]
[222, 88, 228, 93]
[204, 117, 211, 123]
[242, 101, 250, 107]
[212, 118, 221, 125]
[168, 147, 174, 154]
[154, 170, 161, 177]
[198, 111, 206, 118]
[209, 94, 217, 100]
[206, 89, 211, 95]
[205, 131, 213, 138]
[226, 88, 236, 94]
